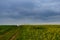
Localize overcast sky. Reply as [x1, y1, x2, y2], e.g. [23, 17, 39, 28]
[0, 0, 60, 25]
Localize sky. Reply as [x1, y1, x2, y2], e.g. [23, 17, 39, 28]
[0, 0, 60, 25]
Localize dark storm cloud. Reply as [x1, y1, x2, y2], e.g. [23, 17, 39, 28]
[0, 0, 60, 24]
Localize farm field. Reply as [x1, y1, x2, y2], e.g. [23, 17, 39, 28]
[0, 25, 60, 40]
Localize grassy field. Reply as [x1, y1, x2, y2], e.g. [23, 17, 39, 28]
[0, 25, 60, 40]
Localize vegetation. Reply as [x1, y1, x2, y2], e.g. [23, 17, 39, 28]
[0, 25, 60, 40]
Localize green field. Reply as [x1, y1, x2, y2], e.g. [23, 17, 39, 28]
[0, 25, 60, 40]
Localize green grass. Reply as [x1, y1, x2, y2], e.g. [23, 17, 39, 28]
[0, 25, 60, 40]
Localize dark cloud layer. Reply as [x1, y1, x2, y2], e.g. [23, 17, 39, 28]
[0, 0, 60, 24]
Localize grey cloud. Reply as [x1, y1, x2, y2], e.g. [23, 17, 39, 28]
[0, 0, 60, 24]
